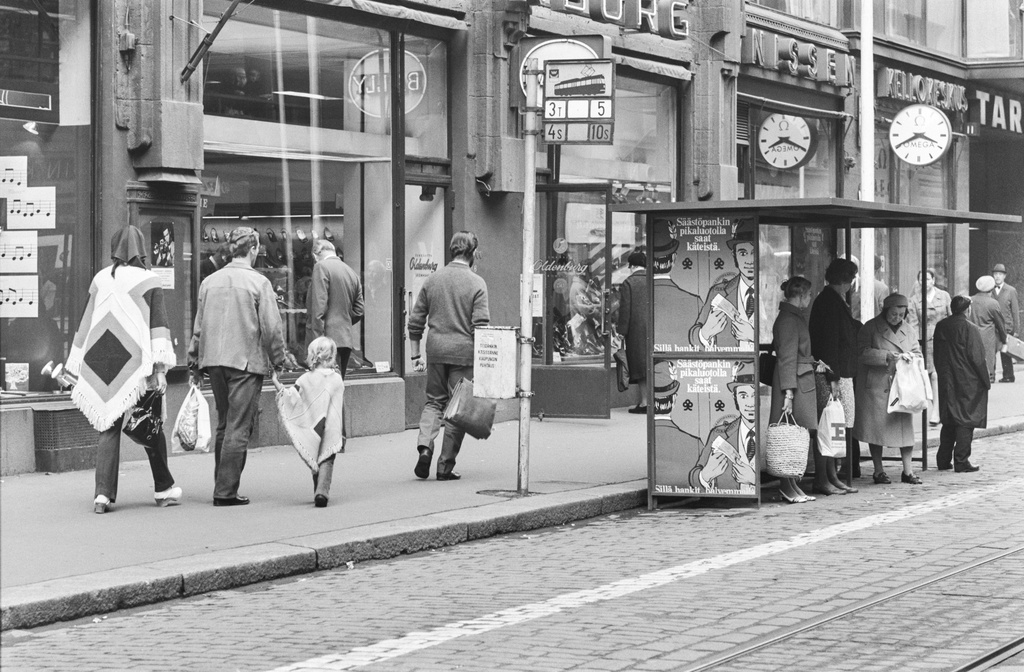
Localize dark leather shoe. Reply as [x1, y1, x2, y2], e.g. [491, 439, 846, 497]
[955, 463, 980, 473]
[937, 464, 953, 471]
[436, 471, 461, 481]
[314, 494, 329, 507]
[873, 472, 891, 484]
[627, 406, 648, 414]
[213, 496, 250, 506]
[901, 472, 922, 485]
[999, 377, 1015, 383]
[414, 447, 431, 480]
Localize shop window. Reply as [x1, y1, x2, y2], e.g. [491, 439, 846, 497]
[875, 120, 955, 209]
[1, 1, 93, 396]
[751, 110, 838, 199]
[403, 183, 447, 371]
[966, 0, 1023, 58]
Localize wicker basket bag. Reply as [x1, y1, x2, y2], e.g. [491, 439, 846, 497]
[837, 377, 855, 428]
[765, 410, 810, 478]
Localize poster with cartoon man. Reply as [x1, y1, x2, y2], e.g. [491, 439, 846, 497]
[650, 216, 757, 354]
[652, 358, 758, 497]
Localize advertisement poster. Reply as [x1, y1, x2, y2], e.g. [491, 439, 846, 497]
[652, 358, 758, 497]
[651, 216, 757, 354]
[150, 220, 176, 289]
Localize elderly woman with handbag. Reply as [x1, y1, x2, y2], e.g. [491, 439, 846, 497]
[767, 277, 817, 504]
[854, 293, 924, 485]
[66, 226, 182, 513]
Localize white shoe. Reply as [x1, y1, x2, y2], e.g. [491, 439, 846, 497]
[94, 494, 110, 514]
[154, 486, 182, 507]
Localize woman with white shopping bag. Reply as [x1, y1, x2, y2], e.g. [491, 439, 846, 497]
[853, 293, 924, 485]
[767, 277, 818, 504]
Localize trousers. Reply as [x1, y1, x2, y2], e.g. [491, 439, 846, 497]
[207, 366, 263, 500]
[95, 414, 175, 501]
[416, 362, 472, 476]
[936, 421, 975, 469]
[1000, 351, 1016, 381]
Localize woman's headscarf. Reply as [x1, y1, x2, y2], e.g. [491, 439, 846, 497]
[110, 225, 148, 269]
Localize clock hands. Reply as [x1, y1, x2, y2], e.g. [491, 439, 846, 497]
[765, 136, 807, 152]
[895, 132, 940, 149]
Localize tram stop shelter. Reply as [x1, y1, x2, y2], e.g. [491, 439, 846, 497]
[610, 198, 1022, 509]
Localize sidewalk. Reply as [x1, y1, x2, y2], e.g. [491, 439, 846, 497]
[3, 376, 1022, 631]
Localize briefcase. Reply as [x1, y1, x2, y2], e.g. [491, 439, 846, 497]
[443, 377, 497, 440]
[1006, 334, 1024, 363]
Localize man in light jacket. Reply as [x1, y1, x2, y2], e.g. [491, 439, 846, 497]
[992, 264, 1019, 383]
[409, 231, 489, 481]
[307, 239, 364, 375]
[189, 226, 296, 506]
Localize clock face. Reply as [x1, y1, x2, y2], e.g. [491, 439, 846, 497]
[889, 104, 951, 166]
[758, 114, 815, 169]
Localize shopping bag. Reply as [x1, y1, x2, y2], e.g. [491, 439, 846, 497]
[443, 377, 497, 440]
[765, 411, 809, 478]
[887, 356, 929, 414]
[758, 350, 776, 384]
[816, 395, 847, 458]
[123, 391, 164, 448]
[171, 383, 212, 453]
[837, 378, 856, 428]
[613, 349, 629, 393]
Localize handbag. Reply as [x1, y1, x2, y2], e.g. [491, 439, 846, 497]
[443, 377, 497, 440]
[837, 377, 855, 428]
[759, 350, 777, 384]
[816, 395, 847, 458]
[613, 348, 629, 393]
[123, 391, 163, 447]
[765, 411, 809, 478]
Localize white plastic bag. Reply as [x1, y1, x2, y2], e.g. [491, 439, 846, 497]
[816, 395, 847, 458]
[172, 383, 211, 453]
[887, 356, 929, 414]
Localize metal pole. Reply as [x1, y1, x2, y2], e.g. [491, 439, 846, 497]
[518, 59, 540, 495]
[859, 0, 876, 322]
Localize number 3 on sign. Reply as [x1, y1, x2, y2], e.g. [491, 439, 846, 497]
[545, 100, 566, 119]
[545, 124, 566, 142]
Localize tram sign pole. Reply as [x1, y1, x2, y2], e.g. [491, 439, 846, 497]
[541, 59, 615, 145]
[519, 59, 541, 495]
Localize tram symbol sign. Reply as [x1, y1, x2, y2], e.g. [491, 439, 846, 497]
[542, 59, 615, 145]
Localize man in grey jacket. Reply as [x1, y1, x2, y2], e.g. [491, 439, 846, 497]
[307, 239, 364, 375]
[188, 227, 295, 506]
[409, 231, 489, 480]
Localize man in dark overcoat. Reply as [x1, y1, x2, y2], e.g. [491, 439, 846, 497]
[933, 295, 990, 473]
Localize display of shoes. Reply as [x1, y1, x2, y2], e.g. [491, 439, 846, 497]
[154, 486, 182, 507]
[901, 472, 922, 484]
[211, 228, 220, 243]
[266, 228, 277, 242]
[324, 227, 334, 241]
[873, 472, 891, 484]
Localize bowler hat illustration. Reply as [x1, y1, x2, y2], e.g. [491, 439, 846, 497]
[726, 360, 756, 392]
[653, 361, 680, 398]
[726, 219, 755, 250]
[652, 224, 679, 259]
[992, 263, 1007, 274]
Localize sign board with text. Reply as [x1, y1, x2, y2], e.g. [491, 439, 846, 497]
[542, 59, 614, 145]
[474, 326, 518, 399]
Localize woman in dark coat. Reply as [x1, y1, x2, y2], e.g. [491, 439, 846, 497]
[809, 258, 862, 493]
[617, 251, 649, 413]
[933, 295, 990, 472]
[768, 277, 817, 503]
[854, 293, 923, 485]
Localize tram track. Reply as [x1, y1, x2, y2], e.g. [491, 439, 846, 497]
[679, 544, 1024, 672]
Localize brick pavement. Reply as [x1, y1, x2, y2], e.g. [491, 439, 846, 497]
[2, 432, 1023, 671]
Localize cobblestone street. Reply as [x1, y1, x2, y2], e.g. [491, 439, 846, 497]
[3, 432, 1023, 672]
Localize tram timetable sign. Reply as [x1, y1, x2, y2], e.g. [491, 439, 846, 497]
[542, 59, 615, 145]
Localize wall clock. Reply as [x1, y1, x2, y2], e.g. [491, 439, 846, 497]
[888, 104, 951, 166]
[758, 114, 815, 169]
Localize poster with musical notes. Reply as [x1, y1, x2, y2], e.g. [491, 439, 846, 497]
[4, 185, 56, 229]
[0, 230, 38, 273]
[0, 157, 28, 195]
[0, 275, 39, 318]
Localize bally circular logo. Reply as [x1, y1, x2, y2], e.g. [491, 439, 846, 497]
[347, 49, 426, 118]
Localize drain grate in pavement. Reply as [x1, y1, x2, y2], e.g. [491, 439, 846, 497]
[476, 489, 534, 498]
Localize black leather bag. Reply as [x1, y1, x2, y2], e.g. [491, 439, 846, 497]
[443, 378, 497, 440]
[613, 348, 630, 392]
[123, 391, 164, 447]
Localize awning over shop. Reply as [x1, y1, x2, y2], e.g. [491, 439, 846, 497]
[611, 198, 1022, 229]
[304, 0, 468, 31]
[614, 55, 692, 82]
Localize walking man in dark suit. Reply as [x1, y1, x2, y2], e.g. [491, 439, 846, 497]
[992, 264, 1019, 382]
[307, 239, 364, 376]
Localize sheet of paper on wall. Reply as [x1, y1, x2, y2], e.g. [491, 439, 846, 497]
[152, 266, 175, 290]
[0, 157, 28, 197]
[0, 275, 39, 318]
[5, 186, 56, 229]
[0, 230, 38, 274]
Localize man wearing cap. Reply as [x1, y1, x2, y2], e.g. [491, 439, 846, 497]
[969, 275, 1007, 384]
[651, 223, 702, 352]
[689, 362, 758, 494]
[189, 227, 297, 506]
[689, 220, 757, 351]
[991, 264, 1019, 382]
[651, 361, 705, 491]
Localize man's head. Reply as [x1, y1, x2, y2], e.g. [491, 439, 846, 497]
[627, 250, 646, 269]
[312, 239, 338, 262]
[652, 361, 680, 416]
[727, 361, 756, 423]
[951, 295, 971, 317]
[726, 220, 755, 282]
[993, 264, 1007, 286]
[228, 226, 260, 264]
[825, 258, 858, 293]
[976, 275, 996, 294]
[450, 230, 479, 264]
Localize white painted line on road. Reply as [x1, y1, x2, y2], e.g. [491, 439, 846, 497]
[267, 478, 1024, 672]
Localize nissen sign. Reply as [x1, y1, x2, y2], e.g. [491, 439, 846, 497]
[740, 28, 854, 87]
[542, 0, 689, 40]
[876, 67, 968, 113]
